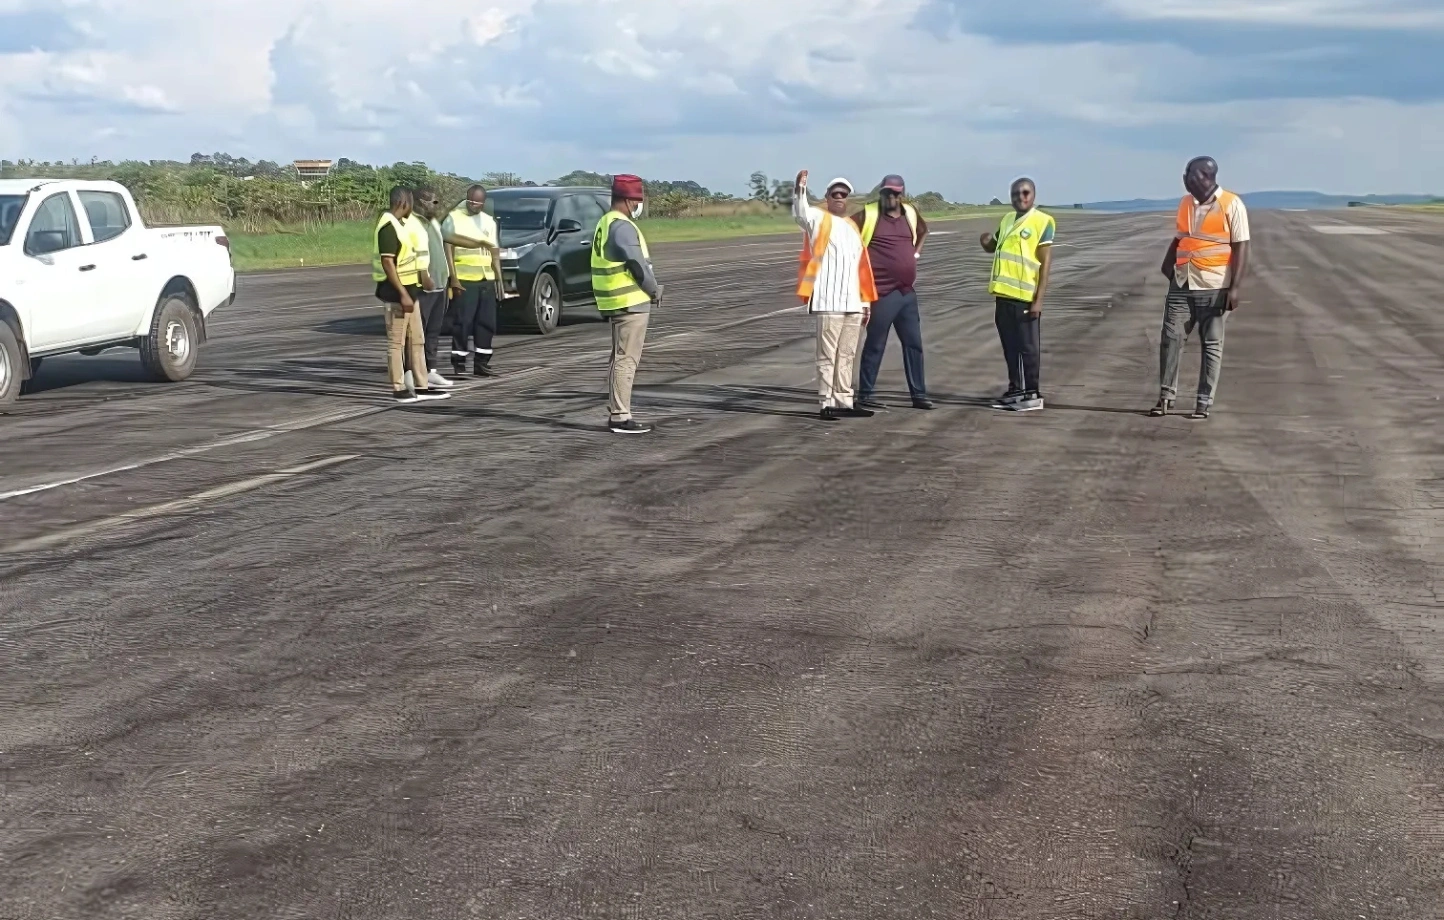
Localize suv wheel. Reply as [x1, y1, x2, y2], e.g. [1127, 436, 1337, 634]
[530, 271, 561, 335]
[0, 322, 22, 404]
[140, 292, 200, 382]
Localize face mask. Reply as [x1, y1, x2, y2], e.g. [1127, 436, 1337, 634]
[630, 201, 644, 219]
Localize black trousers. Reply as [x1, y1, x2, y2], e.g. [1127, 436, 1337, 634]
[451, 280, 498, 368]
[857, 288, 927, 400]
[402, 290, 448, 373]
[995, 296, 1041, 394]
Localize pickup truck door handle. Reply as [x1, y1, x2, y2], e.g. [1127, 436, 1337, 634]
[131, 253, 148, 261]
[78, 264, 97, 272]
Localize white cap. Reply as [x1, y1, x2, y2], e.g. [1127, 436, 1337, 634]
[824, 177, 854, 194]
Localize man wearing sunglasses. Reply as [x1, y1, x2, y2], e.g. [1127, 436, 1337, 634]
[852, 174, 933, 410]
[793, 170, 878, 421]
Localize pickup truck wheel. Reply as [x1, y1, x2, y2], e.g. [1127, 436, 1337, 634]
[0, 323, 21, 404]
[530, 271, 561, 335]
[140, 293, 200, 382]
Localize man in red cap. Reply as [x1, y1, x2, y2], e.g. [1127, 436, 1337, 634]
[591, 173, 663, 434]
[852, 174, 933, 410]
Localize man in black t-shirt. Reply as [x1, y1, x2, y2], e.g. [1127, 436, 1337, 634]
[374, 186, 449, 402]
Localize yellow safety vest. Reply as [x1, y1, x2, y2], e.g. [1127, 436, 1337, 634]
[859, 201, 918, 248]
[591, 210, 652, 313]
[371, 212, 419, 287]
[405, 213, 431, 274]
[988, 208, 1054, 302]
[446, 206, 497, 282]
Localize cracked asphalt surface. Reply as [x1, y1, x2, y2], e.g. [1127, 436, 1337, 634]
[2, 208, 1442, 919]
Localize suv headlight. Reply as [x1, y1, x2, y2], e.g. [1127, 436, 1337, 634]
[500, 242, 538, 260]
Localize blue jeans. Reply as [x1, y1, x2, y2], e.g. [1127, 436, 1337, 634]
[858, 289, 927, 400]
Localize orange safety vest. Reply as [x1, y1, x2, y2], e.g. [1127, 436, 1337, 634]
[797, 212, 879, 305]
[1175, 189, 1239, 272]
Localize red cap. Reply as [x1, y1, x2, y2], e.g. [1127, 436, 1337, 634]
[612, 174, 645, 199]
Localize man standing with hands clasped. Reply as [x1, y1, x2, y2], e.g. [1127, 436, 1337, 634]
[1151, 156, 1250, 420]
[980, 177, 1054, 412]
[853, 174, 933, 411]
[793, 169, 876, 422]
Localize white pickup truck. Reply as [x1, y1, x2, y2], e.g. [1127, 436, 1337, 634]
[0, 178, 236, 403]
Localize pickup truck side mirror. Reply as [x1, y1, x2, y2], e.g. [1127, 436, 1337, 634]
[555, 219, 583, 233]
[27, 230, 67, 256]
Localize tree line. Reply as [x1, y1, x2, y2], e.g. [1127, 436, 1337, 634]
[0, 154, 957, 233]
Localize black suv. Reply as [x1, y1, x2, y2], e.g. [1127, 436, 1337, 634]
[488, 186, 614, 334]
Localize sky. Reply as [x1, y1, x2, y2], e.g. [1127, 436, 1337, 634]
[0, 0, 1440, 202]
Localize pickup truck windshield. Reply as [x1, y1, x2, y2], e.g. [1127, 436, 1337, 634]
[0, 194, 26, 246]
[490, 197, 551, 231]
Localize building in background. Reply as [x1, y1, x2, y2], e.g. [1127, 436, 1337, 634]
[293, 160, 334, 186]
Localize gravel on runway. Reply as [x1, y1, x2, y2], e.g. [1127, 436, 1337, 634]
[2, 210, 1442, 919]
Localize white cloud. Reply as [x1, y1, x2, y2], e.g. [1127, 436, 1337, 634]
[0, 0, 1439, 201]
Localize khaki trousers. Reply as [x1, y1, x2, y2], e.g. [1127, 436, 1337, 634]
[815, 312, 863, 409]
[384, 302, 428, 392]
[607, 310, 650, 420]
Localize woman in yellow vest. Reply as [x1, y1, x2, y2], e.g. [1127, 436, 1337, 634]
[979, 177, 1055, 412]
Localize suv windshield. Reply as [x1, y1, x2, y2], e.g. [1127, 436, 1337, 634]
[0, 194, 26, 246]
[489, 196, 552, 232]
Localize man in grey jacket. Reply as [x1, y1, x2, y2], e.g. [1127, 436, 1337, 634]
[592, 174, 662, 434]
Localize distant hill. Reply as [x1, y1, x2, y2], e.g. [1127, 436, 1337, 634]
[1069, 191, 1439, 213]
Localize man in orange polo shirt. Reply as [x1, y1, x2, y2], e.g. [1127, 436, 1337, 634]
[1152, 156, 1250, 420]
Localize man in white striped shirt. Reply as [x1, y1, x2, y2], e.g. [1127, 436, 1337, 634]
[792, 170, 877, 421]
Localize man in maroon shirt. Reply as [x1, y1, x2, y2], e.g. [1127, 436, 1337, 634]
[852, 174, 933, 410]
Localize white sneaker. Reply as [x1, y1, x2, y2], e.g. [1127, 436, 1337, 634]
[427, 369, 455, 388]
[403, 370, 415, 390]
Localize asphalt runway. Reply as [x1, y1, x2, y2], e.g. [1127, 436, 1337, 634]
[3, 208, 1443, 919]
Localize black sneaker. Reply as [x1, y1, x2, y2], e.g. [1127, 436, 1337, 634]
[392, 389, 419, 403]
[912, 397, 935, 410]
[413, 388, 452, 401]
[843, 404, 875, 418]
[609, 418, 652, 434]
[475, 364, 499, 378]
[820, 407, 843, 421]
[991, 389, 1025, 410]
[857, 397, 888, 411]
[1189, 403, 1210, 420]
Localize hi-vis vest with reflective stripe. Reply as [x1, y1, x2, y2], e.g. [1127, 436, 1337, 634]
[1175, 189, 1239, 272]
[859, 201, 918, 248]
[371, 212, 419, 287]
[988, 208, 1054, 302]
[448, 206, 497, 281]
[797, 212, 878, 305]
[405, 214, 430, 273]
[591, 210, 652, 313]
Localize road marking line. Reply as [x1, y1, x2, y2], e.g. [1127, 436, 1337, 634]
[1, 454, 359, 555]
[2, 295, 806, 499]
[1311, 224, 1390, 235]
[0, 366, 544, 503]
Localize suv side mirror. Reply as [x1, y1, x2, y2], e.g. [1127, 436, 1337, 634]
[27, 230, 67, 256]
[556, 218, 583, 233]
